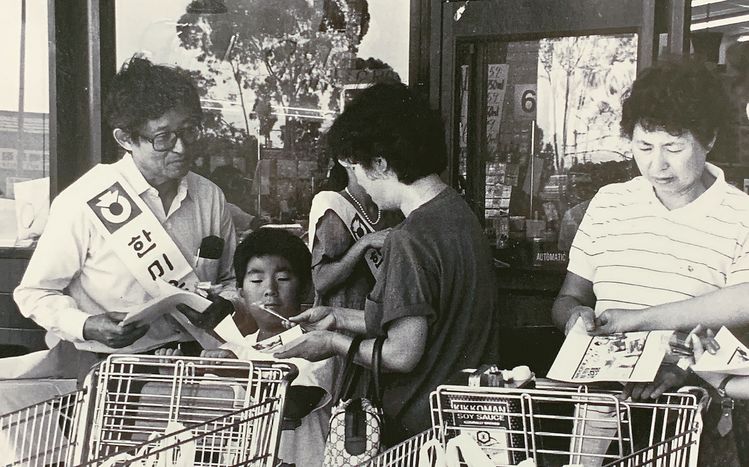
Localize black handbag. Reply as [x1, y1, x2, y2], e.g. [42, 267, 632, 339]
[323, 335, 385, 466]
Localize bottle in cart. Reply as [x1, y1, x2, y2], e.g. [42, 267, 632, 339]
[465, 364, 535, 388]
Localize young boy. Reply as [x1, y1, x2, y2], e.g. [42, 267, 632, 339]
[167, 228, 335, 467]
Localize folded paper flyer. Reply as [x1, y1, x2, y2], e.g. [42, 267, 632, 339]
[78, 287, 222, 353]
[121, 290, 211, 327]
[692, 327, 749, 376]
[252, 325, 305, 353]
[547, 318, 672, 383]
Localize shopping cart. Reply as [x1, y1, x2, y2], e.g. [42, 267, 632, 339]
[0, 387, 87, 466]
[360, 379, 709, 467]
[0, 354, 296, 466]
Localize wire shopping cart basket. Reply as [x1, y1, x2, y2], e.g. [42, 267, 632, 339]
[360, 380, 709, 467]
[0, 387, 87, 466]
[0, 354, 296, 466]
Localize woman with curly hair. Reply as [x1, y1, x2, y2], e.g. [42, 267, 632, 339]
[552, 59, 749, 465]
[274, 82, 498, 445]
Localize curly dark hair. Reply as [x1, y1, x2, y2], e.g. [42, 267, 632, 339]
[620, 59, 729, 148]
[105, 56, 202, 135]
[325, 83, 446, 184]
[234, 228, 311, 291]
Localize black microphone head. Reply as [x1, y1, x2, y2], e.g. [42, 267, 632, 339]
[199, 235, 224, 259]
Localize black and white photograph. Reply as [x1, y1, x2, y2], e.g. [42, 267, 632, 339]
[2, 0, 749, 465]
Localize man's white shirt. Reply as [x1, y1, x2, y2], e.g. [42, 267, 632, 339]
[14, 154, 237, 348]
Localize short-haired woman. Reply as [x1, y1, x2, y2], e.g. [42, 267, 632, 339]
[275, 83, 498, 445]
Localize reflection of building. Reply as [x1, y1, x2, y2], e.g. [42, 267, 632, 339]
[253, 148, 324, 221]
[0, 110, 49, 198]
[250, 62, 400, 221]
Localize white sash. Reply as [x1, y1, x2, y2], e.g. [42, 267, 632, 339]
[308, 191, 383, 276]
[81, 164, 200, 297]
[73, 164, 217, 353]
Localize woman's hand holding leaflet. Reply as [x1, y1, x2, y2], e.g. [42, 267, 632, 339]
[564, 306, 597, 335]
[273, 331, 336, 361]
[286, 307, 337, 331]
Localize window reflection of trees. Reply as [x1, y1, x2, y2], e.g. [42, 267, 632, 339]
[538, 34, 637, 173]
[176, 0, 400, 222]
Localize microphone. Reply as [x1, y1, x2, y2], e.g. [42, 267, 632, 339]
[197, 235, 224, 260]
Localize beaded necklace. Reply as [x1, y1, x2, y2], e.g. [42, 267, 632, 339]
[345, 186, 381, 225]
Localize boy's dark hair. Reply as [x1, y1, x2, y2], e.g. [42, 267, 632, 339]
[234, 228, 312, 291]
[620, 59, 729, 149]
[105, 55, 202, 135]
[325, 82, 446, 184]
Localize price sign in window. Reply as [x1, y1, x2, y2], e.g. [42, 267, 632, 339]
[515, 85, 537, 118]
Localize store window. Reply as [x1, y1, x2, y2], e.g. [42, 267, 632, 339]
[115, 0, 409, 227]
[0, 0, 50, 246]
[455, 33, 639, 268]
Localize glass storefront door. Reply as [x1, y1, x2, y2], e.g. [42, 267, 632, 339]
[438, 0, 659, 268]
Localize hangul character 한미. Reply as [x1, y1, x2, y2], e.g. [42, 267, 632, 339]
[128, 229, 156, 258]
[147, 253, 174, 280]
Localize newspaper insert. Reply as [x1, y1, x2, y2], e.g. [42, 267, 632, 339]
[692, 326, 749, 376]
[547, 318, 672, 383]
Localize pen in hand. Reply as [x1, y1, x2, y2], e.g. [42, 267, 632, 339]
[253, 302, 290, 324]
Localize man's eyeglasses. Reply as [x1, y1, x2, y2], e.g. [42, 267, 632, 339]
[139, 125, 202, 152]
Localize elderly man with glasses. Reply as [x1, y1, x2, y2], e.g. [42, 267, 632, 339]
[11, 56, 238, 380]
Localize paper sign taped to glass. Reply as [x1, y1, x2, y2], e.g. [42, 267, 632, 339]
[547, 318, 672, 383]
[692, 327, 749, 376]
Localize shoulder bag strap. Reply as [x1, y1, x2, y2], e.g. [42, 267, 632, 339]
[370, 335, 386, 408]
[337, 335, 365, 403]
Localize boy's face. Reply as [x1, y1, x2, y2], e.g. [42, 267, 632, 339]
[241, 255, 302, 330]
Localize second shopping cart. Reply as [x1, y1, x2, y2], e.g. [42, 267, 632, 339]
[0, 354, 296, 466]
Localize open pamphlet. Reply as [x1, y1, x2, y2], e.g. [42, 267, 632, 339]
[692, 327, 749, 376]
[120, 290, 211, 327]
[77, 288, 223, 353]
[547, 318, 672, 383]
[251, 325, 305, 353]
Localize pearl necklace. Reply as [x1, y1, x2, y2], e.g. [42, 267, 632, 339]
[345, 187, 381, 225]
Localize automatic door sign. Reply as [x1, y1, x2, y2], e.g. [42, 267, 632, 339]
[87, 182, 141, 233]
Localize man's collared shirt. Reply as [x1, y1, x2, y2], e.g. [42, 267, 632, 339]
[14, 154, 237, 348]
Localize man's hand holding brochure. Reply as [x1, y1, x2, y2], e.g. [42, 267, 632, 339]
[77, 287, 223, 353]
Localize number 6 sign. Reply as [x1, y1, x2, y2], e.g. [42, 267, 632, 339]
[514, 84, 537, 119]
